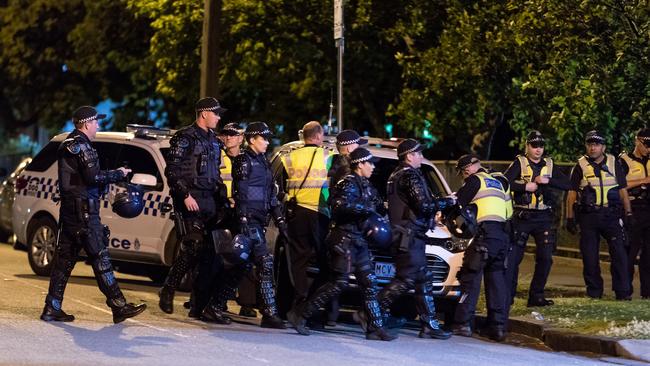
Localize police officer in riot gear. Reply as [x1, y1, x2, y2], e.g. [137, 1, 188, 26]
[566, 130, 632, 300]
[158, 97, 228, 314]
[452, 154, 511, 342]
[504, 131, 571, 307]
[329, 129, 367, 197]
[378, 139, 453, 340]
[620, 128, 650, 298]
[287, 148, 396, 341]
[41, 106, 146, 323]
[203, 122, 287, 328]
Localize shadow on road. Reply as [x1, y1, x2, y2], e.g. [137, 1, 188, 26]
[48, 322, 178, 359]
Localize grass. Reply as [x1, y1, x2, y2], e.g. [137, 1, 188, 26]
[477, 285, 650, 339]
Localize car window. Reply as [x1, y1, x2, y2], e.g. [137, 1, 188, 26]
[421, 164, 444, 196]
[93, 142, 121, 171]
[25, 142, 60, 172]
[116, 144, 164, 191]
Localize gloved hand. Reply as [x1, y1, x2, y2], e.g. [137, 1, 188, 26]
[239, 216, 250, 235]
[565, 218, 578, 235]
[623, 213, 635, 229]
[276, 217, 290, 241]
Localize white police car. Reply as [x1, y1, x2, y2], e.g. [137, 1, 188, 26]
[268, 137, 470, 319]
[12, 125, 178, 281]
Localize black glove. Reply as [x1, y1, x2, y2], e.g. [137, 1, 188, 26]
[623, 213, 635, 229]
[566, 218, 578, 235]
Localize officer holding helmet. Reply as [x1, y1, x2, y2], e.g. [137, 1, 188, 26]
[203, 122, 287, 328]
[287, 148, 395, 341]
[565, 130, 631, 300]
[41, 106, 146, 323]
[620, 128, 650, 298]
[452, 154, 511, 342]
[377, 139, 453, 340]
[158, 97, 228, 314]
[504, 131, 571, 307]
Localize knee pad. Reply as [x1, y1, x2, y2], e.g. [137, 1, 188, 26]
[93, 249, 117, 286]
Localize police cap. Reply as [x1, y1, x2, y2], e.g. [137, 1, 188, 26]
[244, 122, 273, 138]
[397, 138, 424, 157]
[455, 154, 481, 172]
[336, 129, 368, 146]
[219, 122, 243, 136]
[585, 130, 606, 144]
[526, 130, 545, 146]
[195, 97, 227, 115]
[72, 106, 106, 124]
[636, 127, 650, 147]
[349, 147, 379, 165]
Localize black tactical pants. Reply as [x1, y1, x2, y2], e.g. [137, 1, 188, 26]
[454, 222, 509, 328]
[627, 205, 650, 297]
[46, 210, 125, 310]
[505, 209, 556, 302]
[164, 193, 218, 292]
[301, 229, 383, 330]
[578, 209, 630, 298]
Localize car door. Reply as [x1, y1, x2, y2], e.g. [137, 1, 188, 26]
[107, 143, 170, 260]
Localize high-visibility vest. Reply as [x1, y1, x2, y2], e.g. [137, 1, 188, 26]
[281, 146, 334, 216]
[619, 152, 650, 198]
[220, 150, 234, 198]
[471, 171, 510, 223]
[577, 154, 618, 206]
[514, 155, 554, 210]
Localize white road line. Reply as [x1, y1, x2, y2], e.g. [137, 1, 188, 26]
[0, 271, 190, 338]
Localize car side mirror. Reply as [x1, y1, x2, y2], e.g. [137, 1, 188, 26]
[131, 173, 157, 187]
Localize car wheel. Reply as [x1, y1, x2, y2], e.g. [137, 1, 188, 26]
[27, 217, 57, 276]
[274, 235, 294, 319]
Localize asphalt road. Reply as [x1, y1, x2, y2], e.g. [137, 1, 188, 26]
[0, 243, 636, 366]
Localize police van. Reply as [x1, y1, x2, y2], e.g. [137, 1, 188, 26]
[268, 137, 470, 320]
[12, 125, 178, 282]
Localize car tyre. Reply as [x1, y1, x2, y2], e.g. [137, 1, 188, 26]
[27, 217, 57, 276]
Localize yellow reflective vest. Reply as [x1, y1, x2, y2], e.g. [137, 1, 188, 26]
[577, 154, 618, 206]
[281, 146, 334, 216]
[220, 150, 234, 198]
[471, 171, 511, 223]
[619, 152, 650, 198]
[514, 155, 554, 210]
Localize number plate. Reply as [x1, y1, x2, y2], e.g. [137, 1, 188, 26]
[374, 261, 395, 279]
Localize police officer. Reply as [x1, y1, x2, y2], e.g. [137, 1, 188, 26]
[451, 154, 511, 342]
[565, 130, 632, 300]
[203, 122, 287, 328]
[41, 106, 146, 323]
[158, 97, 228, 314]
[504, 131, 571, 307]
[620, 128, 650, 298]
[280, 121, 334, 312]
[287, 148, 395, 341]
[329, 129, 367, 197]
[377, 139, 453, 340]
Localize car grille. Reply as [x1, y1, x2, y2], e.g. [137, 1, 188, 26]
[426, 255, 450, 283]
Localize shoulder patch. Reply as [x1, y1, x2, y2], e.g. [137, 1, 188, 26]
[63, 138, 81, 155]
[176, 136, 190, 148]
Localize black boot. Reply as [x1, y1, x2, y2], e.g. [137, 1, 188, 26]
[366, 327, 397, 341]
[287, 308, 310, 335]
[112, 303, 147, 324]
[527, 297, 554, 307]
[451, 323, 473, 337]
[201, 303, 232, 324]
[415, 284, 451, 339]
[40, 304, 75, 322]
[158, 286, 174, 314]
[261, 315, 286, 329]
[480, 326, 506, 342]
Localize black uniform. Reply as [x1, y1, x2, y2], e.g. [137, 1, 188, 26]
[205, 147, 285, 327]
[570, 157, 630, 299]
[44, 129, 143, 321]
[620, 155, 650, 297]
[290, 173, 387, 336]
[504, 156, 571, 306]
[377, 163, 452, 339]
[328, 154, 351, 198]
[159, 124, 226, 313]
[453, 168, 510, 337]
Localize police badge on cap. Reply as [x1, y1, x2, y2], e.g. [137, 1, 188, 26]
[195, 97, 227, 115]
[72, 106, 106, 124]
